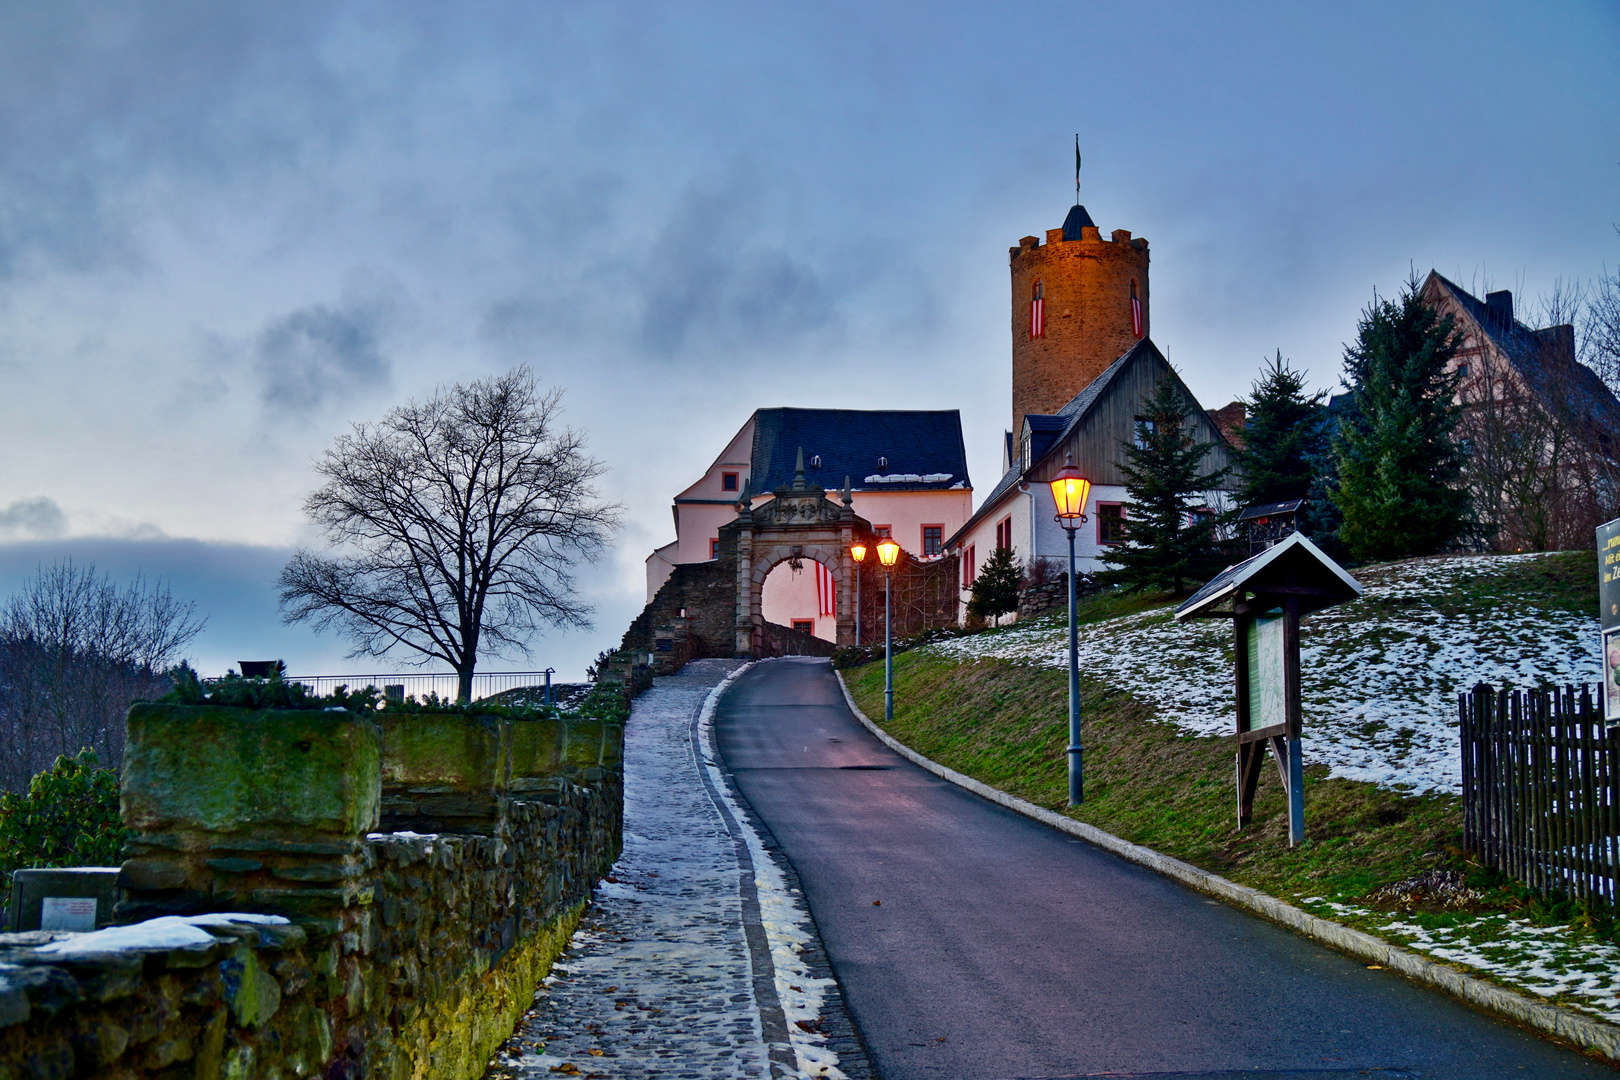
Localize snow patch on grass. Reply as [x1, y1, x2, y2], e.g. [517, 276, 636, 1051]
[1298, 895, 1620, 1023]
[929, 553, 1599, 796]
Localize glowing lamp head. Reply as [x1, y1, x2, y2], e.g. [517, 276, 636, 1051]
[850, 541, 867, 563]
[876, 538, 901, 568]
[1049, 454, 1091, 521]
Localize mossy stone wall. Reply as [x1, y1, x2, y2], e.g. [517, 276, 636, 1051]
[1, 704, 623, 1080]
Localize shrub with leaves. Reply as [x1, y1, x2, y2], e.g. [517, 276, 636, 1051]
[0, 749, 133, 883]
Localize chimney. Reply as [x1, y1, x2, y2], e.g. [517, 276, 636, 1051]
[1486, 290, 1514, 327]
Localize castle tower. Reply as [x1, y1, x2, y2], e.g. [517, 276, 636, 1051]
[1010, 204, 1150, 435]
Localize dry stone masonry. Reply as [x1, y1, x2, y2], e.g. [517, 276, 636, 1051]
[0, 700, 623, 1080]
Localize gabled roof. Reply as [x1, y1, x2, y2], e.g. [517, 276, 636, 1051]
[946, 339, 1165, 547]
[1427, 272, 1620, 429]
[750, 408, 970, 494]
[1174, 532, 1362, 621]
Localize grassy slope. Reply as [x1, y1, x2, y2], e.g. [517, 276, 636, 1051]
[844, 550, 1604, 917]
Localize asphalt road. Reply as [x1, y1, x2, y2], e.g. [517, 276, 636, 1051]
[712, 658, 1613, 1080]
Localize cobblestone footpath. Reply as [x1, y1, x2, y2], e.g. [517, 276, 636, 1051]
[486, 659, 872, 1080]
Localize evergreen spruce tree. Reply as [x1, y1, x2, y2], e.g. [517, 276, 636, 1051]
[1234, 351, 1326, 507]
[967, 546, 1021, 622]
[1101, 379, 1231, 596]
[1333, 277, 1469, 561]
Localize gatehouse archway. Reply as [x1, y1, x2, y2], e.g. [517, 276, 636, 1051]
[722, 449, 874, 657]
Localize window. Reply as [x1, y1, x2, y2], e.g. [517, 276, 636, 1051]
[1020, 435, 1031, 473]
[995, 516, 1013, 551]
[1134, 417, 1157, 450]
[1130, 279, 1142, 339]
[792, 619, 814, 634]
[874, 524, 892, 538]
[709, 538, 720, 559]
[922, 525, 943, 557]
[1030, 280, 1045, 339]
[721, 472, 739, 492]
[1456, 363, 1470, 379]
[1186, 507, 1217, 530]
[1097, 502, 1126, 545]
[963, 544, 976, 587]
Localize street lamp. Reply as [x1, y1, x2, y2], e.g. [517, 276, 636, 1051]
[1049, 453, 1091, 806]
[850, 541, 867, 645]
[876, 538, 901, 724]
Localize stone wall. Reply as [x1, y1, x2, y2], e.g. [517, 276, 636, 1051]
[617, 556, 736, 665]
[0, 702, 623, 1080]
[1018, 571, 1103, 619]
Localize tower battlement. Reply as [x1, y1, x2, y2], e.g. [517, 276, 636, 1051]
[1010, 205, 1150, 435]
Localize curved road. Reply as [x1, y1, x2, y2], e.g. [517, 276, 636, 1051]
[713, 658, 1610, 1080]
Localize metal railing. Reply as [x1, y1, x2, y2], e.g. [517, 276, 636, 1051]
[281, 670, 558, 705]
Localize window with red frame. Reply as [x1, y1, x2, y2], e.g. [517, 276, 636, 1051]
[921, 525, 943, 557]
[995, 516, 1013, 551]
[709, 538, 719, 559]
[721, 472, 739, 492]
[1030, 280, 1045, 339]
[792, 619, 814, 634]
[1096, 503, 1126, 545]
[962, 544, 976, 587]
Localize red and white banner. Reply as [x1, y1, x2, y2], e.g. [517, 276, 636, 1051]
[815, 562, 836, 616]
[1031, 296, 1045, 339]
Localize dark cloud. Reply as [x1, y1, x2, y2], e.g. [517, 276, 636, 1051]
[0, 497, 66, 540]
[636, 170, 843, 356]
[255, 278, 402, 414]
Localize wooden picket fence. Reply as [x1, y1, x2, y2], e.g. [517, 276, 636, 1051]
[1458, 683, 1620, 906]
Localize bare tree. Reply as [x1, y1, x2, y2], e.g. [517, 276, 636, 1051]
[279, 367, 621, 702]
[0, 561, 205, 791]
[1459, 275, 1620, 550]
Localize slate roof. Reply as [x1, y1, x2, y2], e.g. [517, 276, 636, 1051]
[749, 408, 970, 495]
[1429, 272, 1620, 429]
[1062, 204, 1096, 240]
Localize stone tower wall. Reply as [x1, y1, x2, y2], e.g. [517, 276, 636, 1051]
[1010, 222, 1150, 435]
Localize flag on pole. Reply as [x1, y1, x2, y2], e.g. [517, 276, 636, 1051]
[1074, 135, 1082, 200]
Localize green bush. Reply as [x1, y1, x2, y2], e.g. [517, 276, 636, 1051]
[0, 749, 134, 883]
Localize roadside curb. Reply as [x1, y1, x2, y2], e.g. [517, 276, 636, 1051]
[832, 669, 1620, 1063]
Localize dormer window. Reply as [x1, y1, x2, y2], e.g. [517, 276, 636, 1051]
[721, 472, 739, 492]
[1030, 280, 1045, 339]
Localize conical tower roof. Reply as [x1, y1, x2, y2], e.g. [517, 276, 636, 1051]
[1061, 204, 1095, 240]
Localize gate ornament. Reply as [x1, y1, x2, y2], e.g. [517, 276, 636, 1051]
[1174, 533, 1362, 846]
[728, 448, 873, 656]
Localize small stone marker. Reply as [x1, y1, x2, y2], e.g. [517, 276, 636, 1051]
[39, 896, 97, 931]
[8, 867, 120, 931]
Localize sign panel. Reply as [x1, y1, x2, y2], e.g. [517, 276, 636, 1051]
[1599, 517, 1620, 631]
[1605, 627, 1620, 723]
[40, 896, 97, 931]
[1246, 609, 1286, 730]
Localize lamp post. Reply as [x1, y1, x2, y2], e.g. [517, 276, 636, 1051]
[876, 538, 901, 724]
[850, 541, 867, 645]
[1049, 453, 1091, 807]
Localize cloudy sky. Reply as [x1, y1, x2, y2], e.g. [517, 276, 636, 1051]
[0, 2, 1615, 681]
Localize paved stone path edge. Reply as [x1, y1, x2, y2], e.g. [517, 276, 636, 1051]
[831, 667, 1620, 1064]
